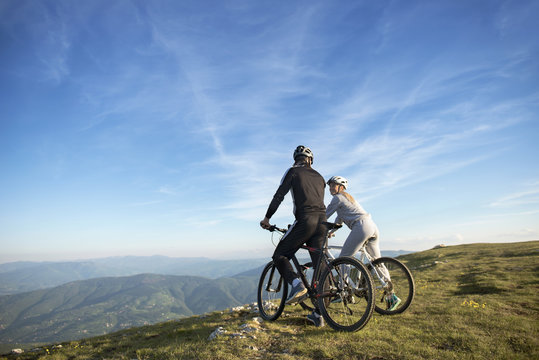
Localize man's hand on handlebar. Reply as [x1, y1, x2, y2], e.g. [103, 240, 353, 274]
[260, 217, 271, 230]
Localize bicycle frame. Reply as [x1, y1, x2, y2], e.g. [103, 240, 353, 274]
[326, 240, 390, 290]
[267, 225, 348, 302]
[264, 246, 327, 296]
[295, 244, 341, 300]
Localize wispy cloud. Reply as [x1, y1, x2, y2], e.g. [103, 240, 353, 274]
[70, 1, 538, 226]
[489, 181, 539, 208]
[455, 210, 539, 227]
[162, 41, 533, 222]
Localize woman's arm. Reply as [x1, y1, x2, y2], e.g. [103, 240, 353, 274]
[326, 195, 340, 219]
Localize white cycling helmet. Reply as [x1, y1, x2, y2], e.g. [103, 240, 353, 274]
[327, 176, 348, 189]
[293, 145, 314, 163]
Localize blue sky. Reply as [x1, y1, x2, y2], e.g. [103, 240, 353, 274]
[1, 0, 538, 263]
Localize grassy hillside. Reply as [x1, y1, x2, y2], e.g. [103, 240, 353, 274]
[1, 241, 538, 360]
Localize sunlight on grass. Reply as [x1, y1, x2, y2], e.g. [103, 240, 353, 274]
[461, 299, 486, 308]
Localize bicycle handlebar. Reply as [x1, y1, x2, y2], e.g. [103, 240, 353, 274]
[264, 222, 342, 234]
[266, 225, 288, 233]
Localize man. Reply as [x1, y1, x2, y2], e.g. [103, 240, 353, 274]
[260, 145, 327, 326]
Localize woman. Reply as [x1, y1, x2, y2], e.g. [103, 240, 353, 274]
[325, 176, 401, 311]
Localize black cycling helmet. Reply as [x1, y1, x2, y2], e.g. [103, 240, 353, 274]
[293, 145, 314, 163]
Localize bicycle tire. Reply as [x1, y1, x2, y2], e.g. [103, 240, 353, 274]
[371, 257, 415, 315]
[317, 256, 375, 332]
[257, 261, 288, 321]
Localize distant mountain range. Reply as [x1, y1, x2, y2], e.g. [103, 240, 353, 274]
[0, 252, 412, 295]
[0, 256, 269, 295]
[0, 273, 259, 344]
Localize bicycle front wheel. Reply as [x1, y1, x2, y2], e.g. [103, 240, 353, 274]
[371, 257, 415, 315]
[317, 257, 375, 332]
[257, 261, 288, 321]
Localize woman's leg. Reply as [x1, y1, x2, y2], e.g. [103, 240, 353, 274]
[365, 223, 382, 259]
[365, 223, 391, 281]
[338, 218, 376, 258]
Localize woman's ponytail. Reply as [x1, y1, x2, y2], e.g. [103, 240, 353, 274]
[342, 191, 356, 204]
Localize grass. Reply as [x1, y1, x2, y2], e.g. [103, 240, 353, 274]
[1, 241, 538, 360]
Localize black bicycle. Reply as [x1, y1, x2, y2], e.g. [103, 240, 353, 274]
[257, 222, 375, 332]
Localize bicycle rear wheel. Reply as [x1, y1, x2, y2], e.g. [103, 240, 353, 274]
[317, 257, 374, 332]
[371, 257, 415, 315]
[257, 261, 288, 321]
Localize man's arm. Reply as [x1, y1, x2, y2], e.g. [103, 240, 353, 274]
[264, 168, 293, 220]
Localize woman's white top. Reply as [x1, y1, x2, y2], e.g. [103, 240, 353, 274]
[326, 193, 370, 229]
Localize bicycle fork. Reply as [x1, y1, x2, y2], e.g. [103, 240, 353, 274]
[265, 264, 283, 293]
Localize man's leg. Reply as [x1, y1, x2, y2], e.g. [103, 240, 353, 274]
[304, 214, 327, 320]
[305, 214, 328, 278]
[272, 221, 306, 284]
[272, 218, 316, 304]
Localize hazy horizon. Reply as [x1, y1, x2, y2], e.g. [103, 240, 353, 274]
[0, 245, 422, 264]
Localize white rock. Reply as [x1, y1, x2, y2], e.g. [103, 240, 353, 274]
[239, 324, 259, 333]
[208, 326, 227, 340]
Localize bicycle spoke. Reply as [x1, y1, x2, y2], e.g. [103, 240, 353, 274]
[371, 257, 415, 315]
[318, 257, 374, 331]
